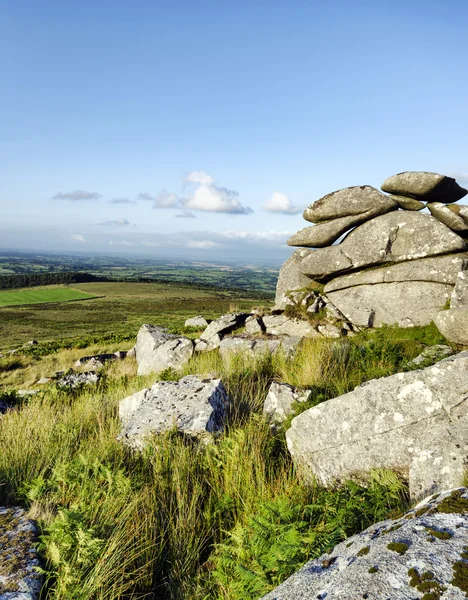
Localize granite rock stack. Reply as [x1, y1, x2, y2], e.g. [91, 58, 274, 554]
[277, 171, 468, 328]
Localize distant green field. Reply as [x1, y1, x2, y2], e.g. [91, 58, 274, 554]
[0, 286, 97, 307]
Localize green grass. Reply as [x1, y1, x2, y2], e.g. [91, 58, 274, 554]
[0, 286, 97, 307]
[0, 282, 270, 349]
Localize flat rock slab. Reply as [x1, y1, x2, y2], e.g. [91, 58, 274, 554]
[428, 202, 468, 232]
[275, 249, 315, 310]
[434, 308, 468, 344]
[300, 212, 466, 281]
[286, 351, 468, 500]
[219, 336, 301, 359]
[262, 488, 468, 600]
[390, 194, 425, 211]
[324, 253, 468, 293]
[118, 376, 231, 450]
[326, 281, 453, 327]
[135, 324, 194, 375]
[263, 315, 321, 338]
[0, 507, 42, 599]
[382, 171, 468, 203]
[303, 186, 397, 223]
[199, 313, 249, 350]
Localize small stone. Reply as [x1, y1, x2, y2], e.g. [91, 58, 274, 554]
[448, 203, 468, 224]
[263, 314, 321, 338]
[185, 316, 209, 328]
[389, 194, 425, 211]
[263, 382, 310, 426]
[434, 308, 468, 344]
[245, 315, 265, 334]
[428, 202, 468, 232]
[317, 324, 342, 338]
[411, 344, 453, 366]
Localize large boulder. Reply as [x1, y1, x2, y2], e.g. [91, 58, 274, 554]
[433, 308, 468, 345]
[324, 253, 468, 293]
[302, 186, 397, 223]
[286, 351, 468, 500]
[275, 249, 315, 310]
[300, 212, 466, 281]
[451, 271, 468, 308]
[381, 171, 468, 203]
[0, 506, 42, 598]
[135, 324, 194, 375]
[262, 488, 468, 600]
[326, 281, 453, 327]
[118, 376, 231, 450]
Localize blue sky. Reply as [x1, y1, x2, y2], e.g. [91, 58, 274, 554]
[1, 0, 468, 264]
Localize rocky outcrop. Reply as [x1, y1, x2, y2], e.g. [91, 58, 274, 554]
[262, 488, 468, 600]
[118, 376, 231, 450]
[56, 371, 99, 390]
[0, 507, 42, 599]
[135, 324, 194, 375]
[263, 383, 310, 426]
[286, 351, 468, 501]
[196, 313, 248, 351]
[262, 315, 321, 338]
[381, 171, 467, 203]
[277, 171, 468, 329]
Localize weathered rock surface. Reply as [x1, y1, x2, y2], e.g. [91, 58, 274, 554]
[434, 308, 468, 344]
[286, 351, 468, 500]
[135, 324, 194, 375]
[219, 336, 302, 360]
[317, 323, 342, 338]
[390, 194, 425, 211]
[451, 271, 468, 308]
[324, 253, 468, 293]
[303, 186, 397, 223]
[0, 507, 42, 599]
[410, 344, 453, 367]
[263, 315, 321, 338]
[74, 353, 118, 368]
[288, 212, 381, 248]
[118, 376, 231, 450]
[300, 212, 466, 281]
[448, 203, 468, 223]
[263, 383, 310, 425]
[198, 313, 248, 351]
[275, 249, 315, 310]
[184, 316, 209, 328]
[428, 202, 468, 232]
[382, 171, 468, 203]
[326, 281, 453, 327]
[56, 371, 99, 389]
[244, 315, 265, 334]
[262, 488, 468, 600]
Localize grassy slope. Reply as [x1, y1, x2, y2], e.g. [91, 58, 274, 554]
[0, 286, 96, 307]
[0, 281, 270, 349]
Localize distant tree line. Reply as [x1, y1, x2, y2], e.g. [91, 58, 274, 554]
[0, 272, 108, 289]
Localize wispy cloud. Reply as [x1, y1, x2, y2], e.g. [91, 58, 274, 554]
[109, 197, 135, 205]
[109, 240, 135, 246]
[53, 190, 101, 201]
[137, 192, 154, 201]
[71, 234, 86, 243]
[187, 240, 220, 249]
[153, 190, 180, 209]
[263, 191, 301, 215]
[175, 210, 196, 218]
[98, 218, 132, 227]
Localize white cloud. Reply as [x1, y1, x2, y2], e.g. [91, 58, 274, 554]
[186, 170, 214, 185]
[263, 191, 301, 215]
[175, 210, 196, 218]
[71, 234, 86, 243]
[137, 192, 154, 201]
[153, 190, 180, 209]
[109, 240, 135, 246]
[187, 240, 220, 249]
[53, 190, 101, 201]
[221, 230, 292, 244]
[109, 197, 135, 205]
[99, 218, 131, 227]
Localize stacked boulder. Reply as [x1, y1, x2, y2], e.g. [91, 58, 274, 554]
[279, 172, 468, 328]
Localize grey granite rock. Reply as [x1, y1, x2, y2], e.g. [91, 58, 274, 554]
[262, 488, 468, 600]
[56, 371, 99, 389]
[184, 316, 209, 328]
[0, 507, 42, 599]
[451, 271, 468, 308]
[286, 351, 468, 500]
[219, 336, 302, 360]
[303, 186, 397, 223]
[135, 324, 194, 375]
[389, 194, 425, 211]
[275, 249, 315, 310]
[382, 171, 468, 203]
[324, 253, 468, 293]
[199, 313, 248, 350]
[74, 353, 118, 368]
[118, 376, 231, 450]
[245, 315, 265, 334]
[433, 308, 468, 344]
[317, 323, 342, 338]
[410, 344, 453, 367]
[263, 382, 310, 426]
[448, 203, 468, 224]
[326, 281, 453, 327]
[428, 202, 468, 232]
[300, 212, 466, 281]
[263, 315, 321, 338]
